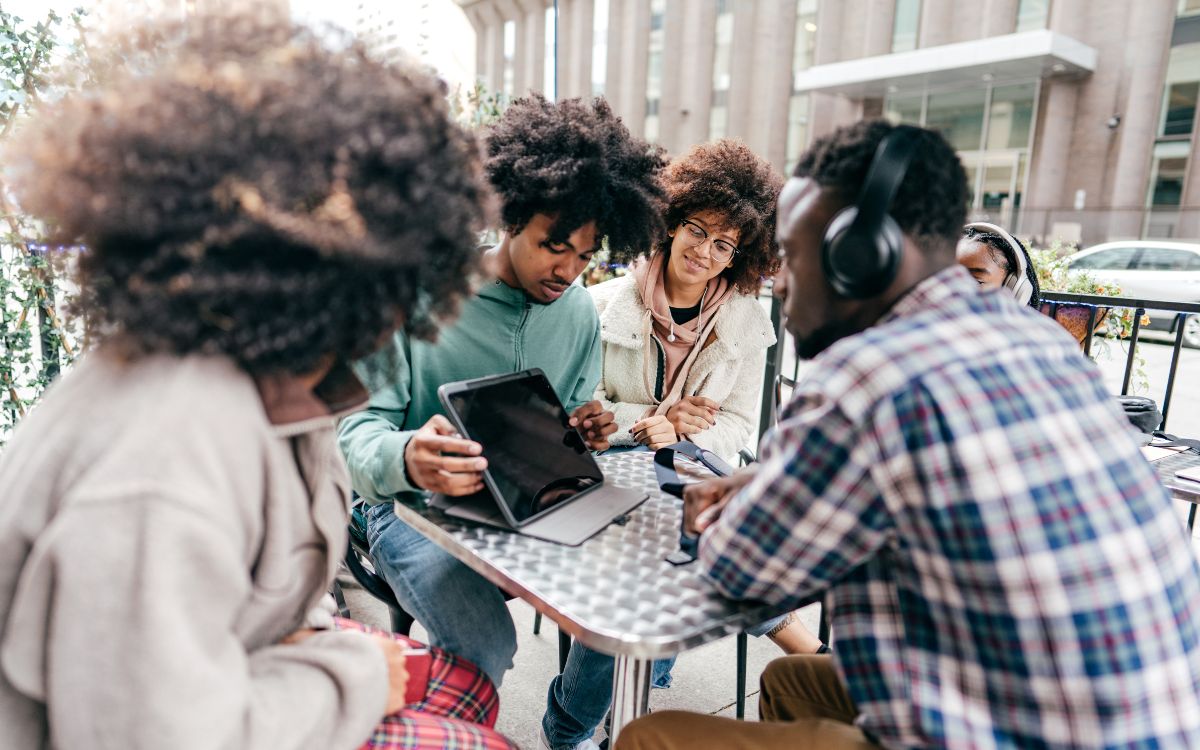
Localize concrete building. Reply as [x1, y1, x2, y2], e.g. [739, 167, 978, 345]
[457, 0, 1200, 244]
[353, 0, 476, 92]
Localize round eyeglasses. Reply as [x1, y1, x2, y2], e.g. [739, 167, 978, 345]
[679, 219, 738, 263]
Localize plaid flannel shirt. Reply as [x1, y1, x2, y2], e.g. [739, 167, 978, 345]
[701, 266, 1200, 749]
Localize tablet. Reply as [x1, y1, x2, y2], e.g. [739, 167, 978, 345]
[438, 369, 604, 526]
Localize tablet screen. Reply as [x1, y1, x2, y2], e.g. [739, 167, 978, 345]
[446, 373, 603, 524]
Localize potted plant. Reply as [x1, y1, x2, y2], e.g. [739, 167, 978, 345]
[1029, 242, 1149, 391]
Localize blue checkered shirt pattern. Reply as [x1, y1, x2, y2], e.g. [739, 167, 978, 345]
[701, 267, 1200, 748]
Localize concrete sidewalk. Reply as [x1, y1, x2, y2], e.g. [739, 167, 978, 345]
[340, 578, 823, 750]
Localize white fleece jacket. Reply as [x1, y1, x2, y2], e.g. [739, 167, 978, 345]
[589, 274, 776, 463]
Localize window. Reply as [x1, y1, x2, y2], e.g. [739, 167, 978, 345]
[1134, 248, 1200, 270]
[884, 93, 923, 125]
[502, 20, 516, 98]
[792, 0, 818, 73]
[1069, 247, 1137, 271]
[1148, 142, 1189, 207]
[644, 0, 667, 141]
[925, 88, 986, 151]
[892, 0, 920, 53]
[1162, 81, 1199, 137]
[709, 0, 734, 139]
[785, 1, 818, 170]
[592, 0, 609, 96]
[987, 83, 1036, 150]
[544, 5, 556, 98]
[1015, 0, 1049, 32]
[785, 94, 810, 172]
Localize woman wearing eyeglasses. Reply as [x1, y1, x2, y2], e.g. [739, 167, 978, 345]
[587, 139, 782, 464]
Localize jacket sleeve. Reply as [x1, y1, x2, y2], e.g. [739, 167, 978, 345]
[566, 312, 605, 414]
[2, 487, 388, 750]
[593, 353, 652, 449]
[337, 336, 420, 500]
[690, 342, 767, 464]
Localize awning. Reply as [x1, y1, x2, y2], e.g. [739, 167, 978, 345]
[793, 30, 1097, 97]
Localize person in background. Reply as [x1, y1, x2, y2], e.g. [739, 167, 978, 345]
[0, 16, 515, 750]
[617, 119, 1200, 749]
[956, 221, 1041, 307]
[338, 94, 668, 692]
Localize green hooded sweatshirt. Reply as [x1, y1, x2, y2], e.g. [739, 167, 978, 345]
[338, 278, 602, 504]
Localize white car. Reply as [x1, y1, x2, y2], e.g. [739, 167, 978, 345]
[1064, 241, 1200, 348]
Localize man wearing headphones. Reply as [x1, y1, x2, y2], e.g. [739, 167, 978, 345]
[957, 221, 1041, 307]
[616, 120, 1200, 749]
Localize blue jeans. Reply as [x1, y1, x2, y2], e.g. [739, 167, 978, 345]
[365, 502, 517, 686]
[541, 642, 675, 749]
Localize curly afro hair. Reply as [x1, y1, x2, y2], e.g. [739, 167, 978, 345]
[794, 119, 969, 256]
[7, 15, 490, 376]
[656, 139, 783, 294]
[484, 94, 668, 259]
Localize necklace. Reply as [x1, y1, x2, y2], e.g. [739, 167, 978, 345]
[667, 285, 707, 343]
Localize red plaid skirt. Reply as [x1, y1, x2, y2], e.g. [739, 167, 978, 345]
[333, 618, 516, 750]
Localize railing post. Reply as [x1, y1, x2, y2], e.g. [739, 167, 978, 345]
[1120, 307, 1145, 396]
[1160, 313, 1188, 431]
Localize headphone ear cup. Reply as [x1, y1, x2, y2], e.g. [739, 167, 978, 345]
[822, 207, 903, 299]
[1004, 273, 1034, 306]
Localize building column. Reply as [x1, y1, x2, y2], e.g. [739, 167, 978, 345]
[807, 0, 843, 143]
[917, 0, 954, 49]
[674, 0, 717, 148]
[862, 0, 896, 57]
[517, 0, 547, 95]
[732, 0, 796, 169]
[1025, 80, 1080, 237]
[981, 0, 1018, 37]
[656, 0, 686, 150]
[1107, 0, 1175, 239]
[609, 0, 651, 134]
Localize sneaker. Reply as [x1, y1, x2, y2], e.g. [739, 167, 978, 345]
[537, 727, 600, 750]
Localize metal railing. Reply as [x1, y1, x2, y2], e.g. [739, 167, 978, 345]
[757, 289, 1199, 439]
[1040, 292, 1200, 432]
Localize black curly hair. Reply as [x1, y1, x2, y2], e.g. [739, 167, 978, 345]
[793, 119, 969, 256]
[962, 226, 1042, 307]
[8, 15, 490, 376]
[655, 139, 783, 294]
[483, 94, 668, 259]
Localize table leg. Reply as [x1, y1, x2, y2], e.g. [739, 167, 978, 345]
[609, 655, 653, 745]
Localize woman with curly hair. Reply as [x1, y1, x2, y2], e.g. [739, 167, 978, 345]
[537, 141, 821, 750]
[588, 139, 782, 463]
[0, 15, 514, 750]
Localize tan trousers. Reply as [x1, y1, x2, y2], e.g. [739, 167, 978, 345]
[613, 655, 876, 750]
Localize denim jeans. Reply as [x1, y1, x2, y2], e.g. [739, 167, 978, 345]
[541, 641, 675, 749]
[365, 502, 517, 687]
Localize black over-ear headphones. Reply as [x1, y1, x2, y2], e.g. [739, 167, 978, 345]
[821, 126, 921, 299]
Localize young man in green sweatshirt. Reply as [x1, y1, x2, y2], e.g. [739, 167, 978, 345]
[337, 95, 668, 696]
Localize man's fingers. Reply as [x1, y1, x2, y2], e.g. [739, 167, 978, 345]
[432, 455, 488, 474]
[435, 469, 485, 496]
[418, 434, 482, 456]
[426, 414, 460, 435]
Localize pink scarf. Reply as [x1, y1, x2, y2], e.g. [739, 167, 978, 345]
[632, 251, 734, 415]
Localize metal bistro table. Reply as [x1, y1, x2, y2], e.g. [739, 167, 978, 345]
[391, 450, 783, 743]
[1153, 450, 1200, 528]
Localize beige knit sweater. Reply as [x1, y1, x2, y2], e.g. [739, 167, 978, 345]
[0, 351, 388, 750]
